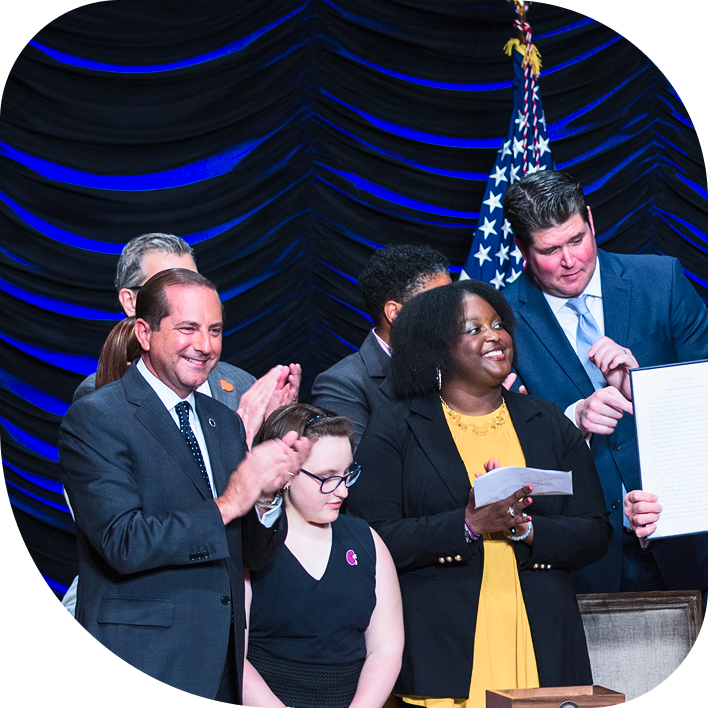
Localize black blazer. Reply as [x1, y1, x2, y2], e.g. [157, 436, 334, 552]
[59, 363, 285, 701]
[347, 390, 612, 698]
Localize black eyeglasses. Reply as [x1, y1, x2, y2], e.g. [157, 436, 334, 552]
[299, 463, 362, 494]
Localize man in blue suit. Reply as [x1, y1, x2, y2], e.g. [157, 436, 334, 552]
[502, 170, 708, 596]
[59, 268, 310, 702]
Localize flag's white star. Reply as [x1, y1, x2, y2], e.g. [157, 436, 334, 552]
[511, 245, 524, 264]
[483, 191, 503, 213]
[537, 136, 550, 157]
[510, 165, 521, 183]
[496, 244, 509, 265]
[507, 268, 522, 284]
[473, 244, 492, 266]
[491, 165, 508, 187]
[539, 112, 547, 129]
[498, 140, 511, 159]
[515, 110, 527, 129]
[478, 217, 497, 239]
[512, 137, 525, 158]
[526, 163, 540, 175]
[502, 219, 514, 239]
[490, 270, 506, 290]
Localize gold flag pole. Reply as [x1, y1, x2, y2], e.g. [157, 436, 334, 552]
[504, 0, 542, 77]
[508, 0, 530, 23]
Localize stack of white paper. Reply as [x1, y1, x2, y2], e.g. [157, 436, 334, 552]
[473, 466, 573, 508]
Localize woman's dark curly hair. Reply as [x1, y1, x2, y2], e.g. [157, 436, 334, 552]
[389, 279, 517, 400]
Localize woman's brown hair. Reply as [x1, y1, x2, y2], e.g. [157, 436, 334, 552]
[95, 316, 142, 389]
[256, 403, 355, 452]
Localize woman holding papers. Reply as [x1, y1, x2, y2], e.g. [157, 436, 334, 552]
[347, 279, 613, 708]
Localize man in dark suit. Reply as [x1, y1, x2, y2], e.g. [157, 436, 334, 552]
[311, 244, 451, 446]
[502, 170, 708, 595]
[59, 268, 310, 703]
[73, 232, 299, 442]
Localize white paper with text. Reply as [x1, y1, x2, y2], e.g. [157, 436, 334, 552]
[631, 360, 708, 538]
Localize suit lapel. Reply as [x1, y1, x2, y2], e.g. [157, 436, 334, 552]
[123, 366, 215, 500]
[598, 251, 631, 346]
[516, 271, 595, 399]
[359, 330, 391, 379]
[408, 395, 471, 505]
[195, 394, 235, 497]
[505, 393, 556, 468]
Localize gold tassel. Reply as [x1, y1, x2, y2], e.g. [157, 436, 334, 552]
[503, 38, 542, 77]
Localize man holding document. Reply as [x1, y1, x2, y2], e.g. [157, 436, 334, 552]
[503, 170, 708, 597]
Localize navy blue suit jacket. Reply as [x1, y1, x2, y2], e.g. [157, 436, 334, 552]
[503, 249, 708, 593]
[59, 363, 284, 701]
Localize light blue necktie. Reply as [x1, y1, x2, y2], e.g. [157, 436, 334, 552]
[567, 297, 631, 526]
[565, 294, 606, 391]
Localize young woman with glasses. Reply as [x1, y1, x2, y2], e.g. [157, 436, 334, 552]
[242, 404, 404, 708]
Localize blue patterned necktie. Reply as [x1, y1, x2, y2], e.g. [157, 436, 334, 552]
[565, 294, 606, 391]
[175, 401, 213, 494]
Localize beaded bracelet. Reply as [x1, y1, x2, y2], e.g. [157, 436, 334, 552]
[509, 520, 533, 542]
[464, 520, 481, 543]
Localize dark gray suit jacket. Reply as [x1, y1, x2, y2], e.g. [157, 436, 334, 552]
[311, 330, 392, 446]
[73, 359, 255, 413]
[503, 250, 708, 594]
[59, 363, 283, 701]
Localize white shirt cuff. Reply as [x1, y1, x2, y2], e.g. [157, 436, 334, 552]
[256, 495, 283, 528]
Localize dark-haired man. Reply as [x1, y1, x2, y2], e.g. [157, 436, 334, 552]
[59, 269, 310, 703]
[312, 244, 451, 446]
[502, 169, 708, 597]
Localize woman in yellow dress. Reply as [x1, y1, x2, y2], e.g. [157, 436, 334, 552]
[347, 279, 612, 707]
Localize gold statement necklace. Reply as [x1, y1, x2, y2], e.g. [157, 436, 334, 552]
[439, 395, 508, 435]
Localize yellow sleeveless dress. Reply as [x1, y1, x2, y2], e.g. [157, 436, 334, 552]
[401, 400, 539, 708]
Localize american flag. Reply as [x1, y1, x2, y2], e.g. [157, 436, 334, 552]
[461, 18, 554, 288]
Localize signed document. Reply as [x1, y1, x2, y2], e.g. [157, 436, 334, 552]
[473, 466, 573, 508]
[631, 359, 708, 538]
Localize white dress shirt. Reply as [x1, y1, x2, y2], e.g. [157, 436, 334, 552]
[372, 327, 392, 357]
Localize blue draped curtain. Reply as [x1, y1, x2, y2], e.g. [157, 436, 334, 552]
[1, 0, 706, 596]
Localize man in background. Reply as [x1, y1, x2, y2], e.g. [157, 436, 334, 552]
[311, 244, 451, 446]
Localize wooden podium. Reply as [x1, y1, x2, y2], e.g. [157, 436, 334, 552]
[486, 685, 624, 708]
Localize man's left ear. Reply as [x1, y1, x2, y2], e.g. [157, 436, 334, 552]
[383, 300, 403, 325]
[133, 318, 152, 352]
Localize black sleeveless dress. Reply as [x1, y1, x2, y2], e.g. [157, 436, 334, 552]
[248, 514, 377, 708]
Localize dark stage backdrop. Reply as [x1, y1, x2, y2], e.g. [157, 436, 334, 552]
[1, 0, 707, 597]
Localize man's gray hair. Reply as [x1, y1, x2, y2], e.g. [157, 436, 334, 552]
[114, 233, 195, 290]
